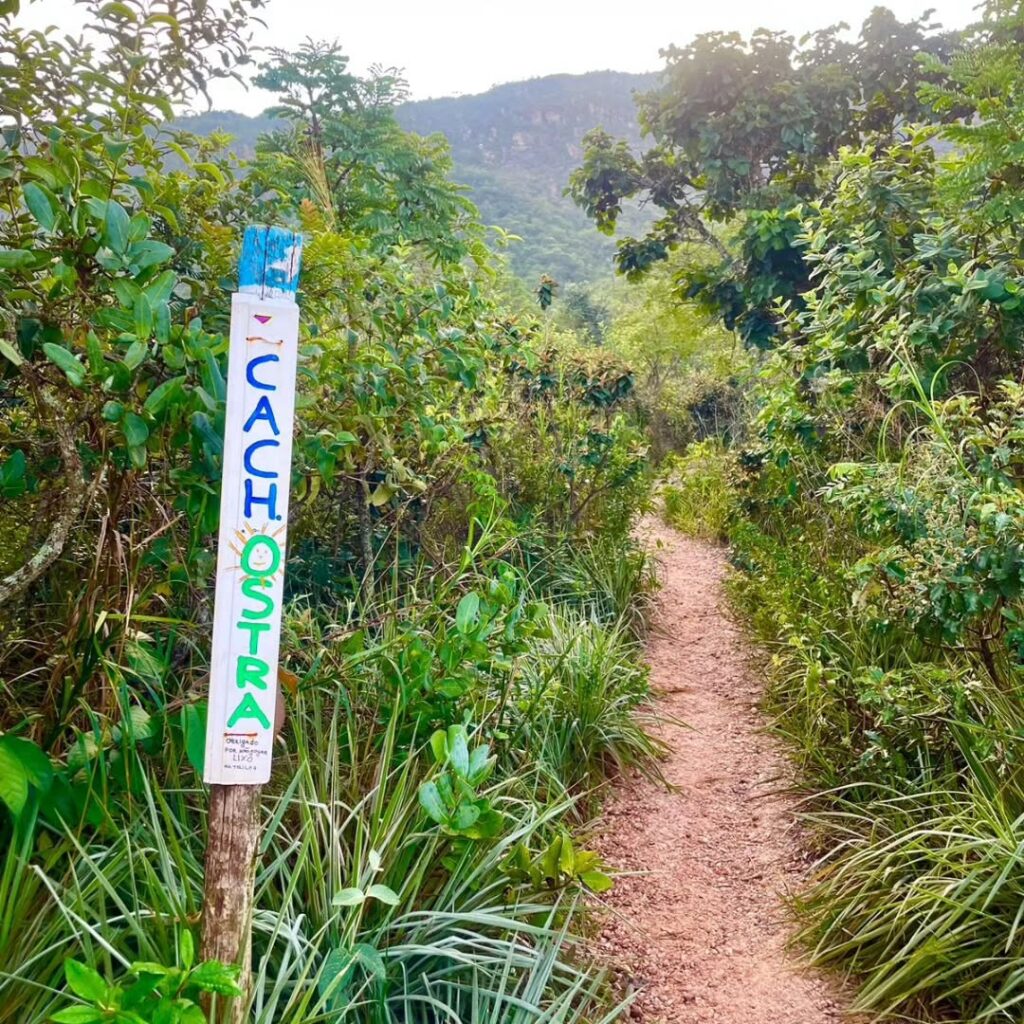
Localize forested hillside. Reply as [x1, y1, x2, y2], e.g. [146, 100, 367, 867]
[175, 70, 655, 284]
[397, 72, 656, 282]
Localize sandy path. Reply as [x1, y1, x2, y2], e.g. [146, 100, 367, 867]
[594, 519, 849, 1023]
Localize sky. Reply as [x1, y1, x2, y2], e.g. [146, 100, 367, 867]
[24, 0, 982, 114]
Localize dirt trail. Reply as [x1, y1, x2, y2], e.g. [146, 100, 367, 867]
[594, 519, 850, 1023]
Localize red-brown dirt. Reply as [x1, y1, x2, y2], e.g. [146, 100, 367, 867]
[593, 519, 852, 1023]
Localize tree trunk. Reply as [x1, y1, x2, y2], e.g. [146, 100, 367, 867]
[201, 783, 263, 1023]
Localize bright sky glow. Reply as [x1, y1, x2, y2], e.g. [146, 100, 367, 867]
[22, 0, 982, 113]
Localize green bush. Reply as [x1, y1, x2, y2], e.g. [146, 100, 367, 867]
[661, 440, 738, 541]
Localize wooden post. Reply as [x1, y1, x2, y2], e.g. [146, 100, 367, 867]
[201, 226, 303, 1021]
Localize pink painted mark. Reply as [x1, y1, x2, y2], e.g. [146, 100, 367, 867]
[254, 314, 273, 324]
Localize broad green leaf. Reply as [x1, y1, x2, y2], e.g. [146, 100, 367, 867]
[447, 727, 470, 778]
[468, 745, 493, 785]
[0, 735, 52, 789]
[42, 342, 86, 386]
[455, 592, 480, 634]
[368, 483, 395, 507]
[187, 960, 242, 996]
[428, 728, 448, 765]
[143, 375, 185, 415]
[144, 269, 177, 305]
[579, 869, 614, 893]
[129, 240, 174, 270]
[353, 943, 387, 982]
[417, 781, 446, 824]
[178, 929, 194, 971]
[0, 249, 34, 269]
[318, 947, 355, 1002]
[122, 413, 149, 448]
[123, 340, 147, 371]
[0, 743, 28, 816]
[23, 181, 58, 231]
[181, 703, 206, 777]
[130, 961, 173, 976]
[85, 332, 105, 374]
[332, 887, 365, 907]
[451, 802, 480, 831]
[365, 884, 399, 906]
[1, 449, 26, 493]
[558, 832, 575, 874]
[133, 295, 153, 341]
[104, 200, 130, 254]
[64, 960, 108, 1003]
[102, 401, 125, 423]
[98, 2, 138, 21]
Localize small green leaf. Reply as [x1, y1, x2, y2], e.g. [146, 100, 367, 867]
[42, 342, 86, 386]
[64, 960, 108, 1003]
[0, 338, 23, 366]
[178, 929, 194, 971]
[51, 1008, 103, 1023]
[428, 728, 448, 765]
[365, 884, 400, 906]
[332, 887, 365, 907]
[455, 592, 480, 634]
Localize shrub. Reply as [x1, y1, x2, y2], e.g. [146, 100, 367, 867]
[661, 440, 738, 541]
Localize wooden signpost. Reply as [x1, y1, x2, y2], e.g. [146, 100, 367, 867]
[200, 225, 302, 1016]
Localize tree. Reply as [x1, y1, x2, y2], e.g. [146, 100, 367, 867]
[252, 41, 486, 267]
[567, 8, 961, 346]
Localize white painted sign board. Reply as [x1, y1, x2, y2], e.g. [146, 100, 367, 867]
[204, 226, 302, 784]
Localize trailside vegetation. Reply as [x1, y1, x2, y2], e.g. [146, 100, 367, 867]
[0, 2, 659, 1022]
[577, 1, 1024, 1019]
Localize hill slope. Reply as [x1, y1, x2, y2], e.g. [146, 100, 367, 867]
[396, 71, 657, 284]
[174, 69, 657, 283]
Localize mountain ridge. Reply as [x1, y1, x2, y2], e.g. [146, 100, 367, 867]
[174, 68, 659, 283]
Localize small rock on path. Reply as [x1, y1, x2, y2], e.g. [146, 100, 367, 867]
[593, 519, 851, 1023]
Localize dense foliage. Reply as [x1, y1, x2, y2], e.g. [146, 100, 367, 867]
[0, 3, 659, 1022]
[645, 2, 1024, 1019]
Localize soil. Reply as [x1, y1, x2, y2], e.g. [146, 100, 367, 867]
[593, 519, 852, 1023]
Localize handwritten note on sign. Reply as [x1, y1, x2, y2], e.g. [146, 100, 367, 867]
[204, 226, 302, 784]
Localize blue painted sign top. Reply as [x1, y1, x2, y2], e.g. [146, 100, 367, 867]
[238, 225, 303, 301]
